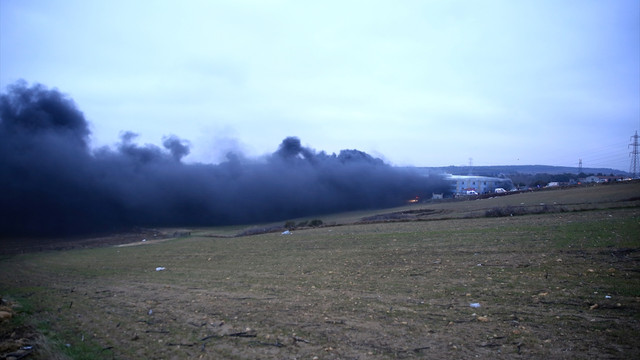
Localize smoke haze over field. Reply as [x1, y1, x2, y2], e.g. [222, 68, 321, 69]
[0, 82, 447, 237]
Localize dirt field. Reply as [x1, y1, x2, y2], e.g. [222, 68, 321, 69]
[1, 182, 639, 359]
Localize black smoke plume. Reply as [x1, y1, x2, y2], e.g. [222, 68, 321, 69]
[0, 81, 449, 237]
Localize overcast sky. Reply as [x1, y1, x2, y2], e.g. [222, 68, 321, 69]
[1, 0, 638, 171]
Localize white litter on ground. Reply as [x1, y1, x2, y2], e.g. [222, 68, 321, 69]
[470, 303, 481, 308]
[155, 267, 166, 271]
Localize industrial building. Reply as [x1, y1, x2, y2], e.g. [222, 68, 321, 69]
[446, 175, 513, 195]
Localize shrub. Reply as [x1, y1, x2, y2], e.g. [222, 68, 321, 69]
[485, 205, 567, 218]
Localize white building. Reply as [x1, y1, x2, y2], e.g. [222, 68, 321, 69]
[446, 175, 512, 195]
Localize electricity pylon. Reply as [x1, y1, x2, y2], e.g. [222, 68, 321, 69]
[630, 131, 639, 178]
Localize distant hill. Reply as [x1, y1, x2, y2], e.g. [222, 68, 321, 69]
[411, 165, 629, 176]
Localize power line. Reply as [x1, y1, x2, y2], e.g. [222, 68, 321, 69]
[551, 140, 628, 170]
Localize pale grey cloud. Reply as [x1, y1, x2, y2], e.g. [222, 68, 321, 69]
[1, 0, 638, 170]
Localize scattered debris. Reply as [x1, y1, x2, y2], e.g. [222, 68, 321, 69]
[155, 267, 166, 271]
[293, 336, 311, 344]
[228, 331, 257, 338]
[282, 230, 291, 235]
[470, 303, 481, 308]
[201, 330, 257, 341]
[3, 347, 34, 359]
[0, 296, 40, 360]
[166, 342, 197, 347]
[0, 310, 12, 320]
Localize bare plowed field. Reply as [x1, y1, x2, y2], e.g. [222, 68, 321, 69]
[1, 182, 639, 359]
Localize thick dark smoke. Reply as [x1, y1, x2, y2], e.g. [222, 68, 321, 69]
[0, 81, 449, 237]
